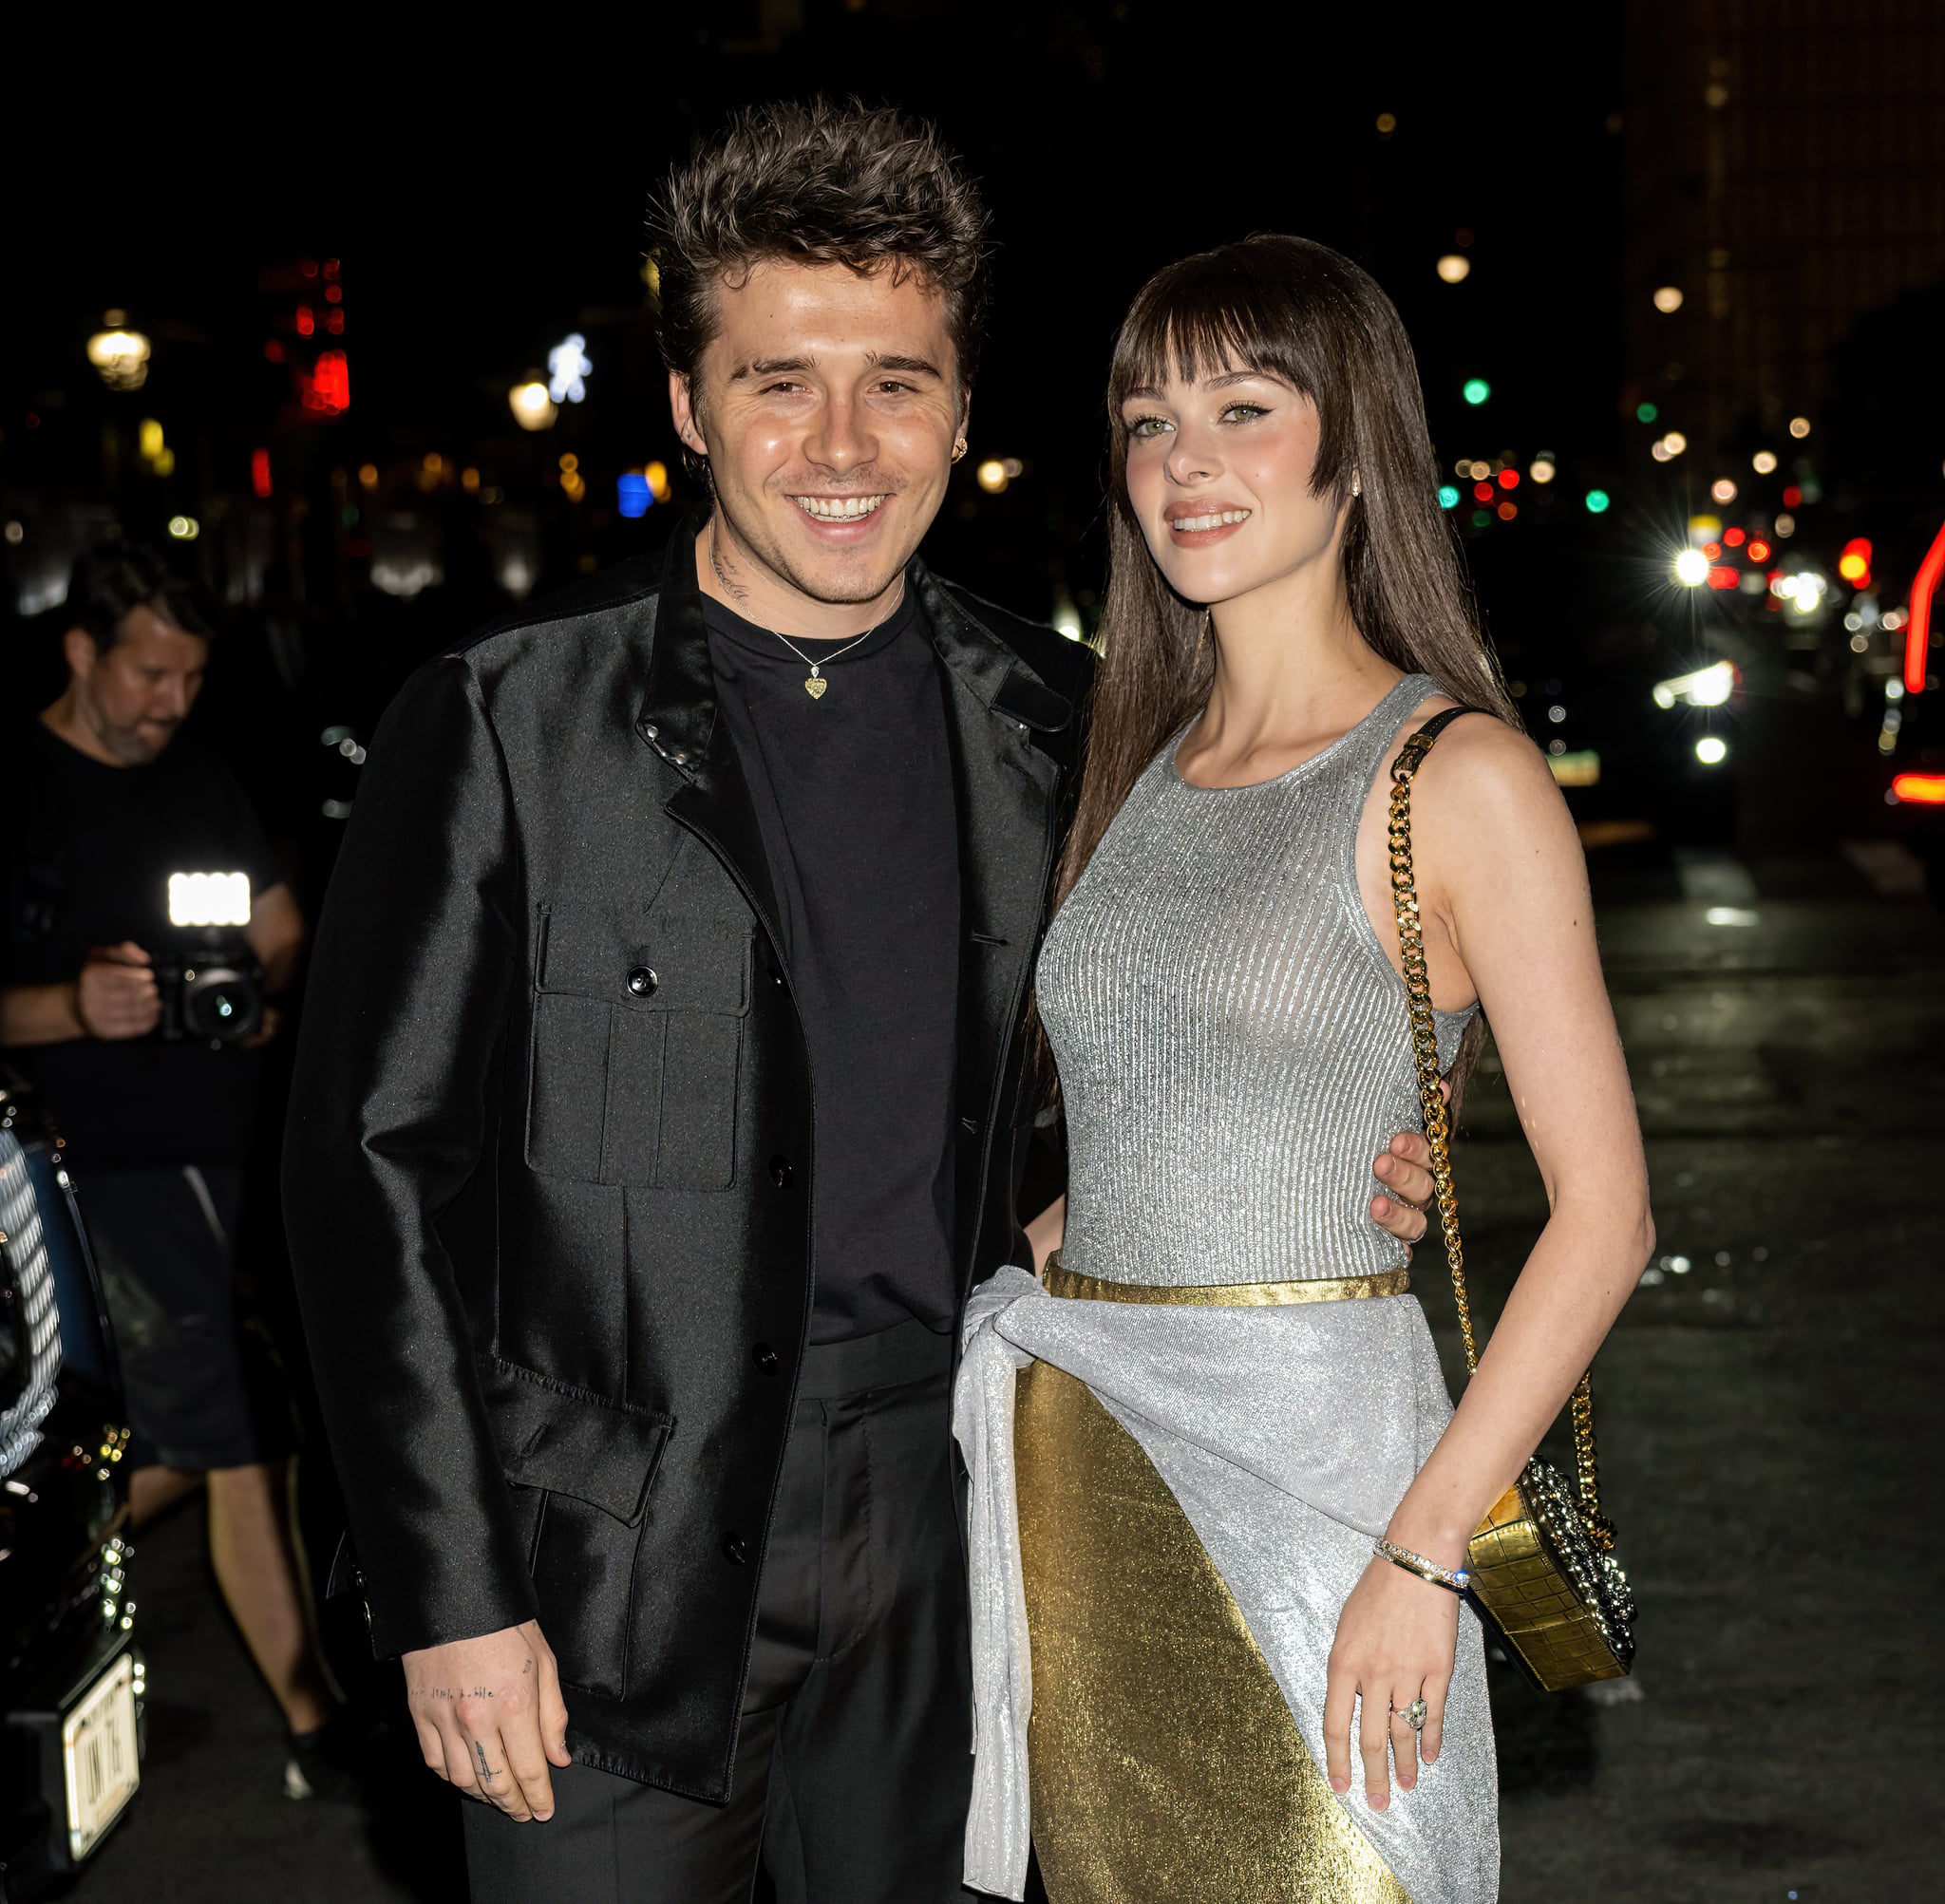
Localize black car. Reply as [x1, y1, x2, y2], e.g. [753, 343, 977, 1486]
[0, 1075, 139, 1898]
[1886, 673, 1945, 895]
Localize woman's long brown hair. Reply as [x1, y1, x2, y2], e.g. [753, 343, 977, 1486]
[1049, 234, 1521, 1109]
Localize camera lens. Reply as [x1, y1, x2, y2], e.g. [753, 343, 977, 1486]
[183, 966, 262, 1045]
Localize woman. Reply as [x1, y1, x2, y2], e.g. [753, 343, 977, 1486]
[954, 235, 1652, 1904]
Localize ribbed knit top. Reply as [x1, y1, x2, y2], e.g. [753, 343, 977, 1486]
[1038, 674, 1478, 1288]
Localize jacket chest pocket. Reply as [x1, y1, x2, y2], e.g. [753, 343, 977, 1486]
[525, 907, 749, 1190]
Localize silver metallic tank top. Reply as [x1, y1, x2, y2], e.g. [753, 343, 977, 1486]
[1038, 673, 1478, 1288]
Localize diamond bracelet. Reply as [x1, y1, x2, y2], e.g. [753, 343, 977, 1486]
[1374, 1536, 1471, 1594]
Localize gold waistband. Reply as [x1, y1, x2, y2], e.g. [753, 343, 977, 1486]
[1042, 1253, 1410, 1307]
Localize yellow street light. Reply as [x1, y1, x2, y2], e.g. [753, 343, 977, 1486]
[1652, 286, 1684, 313]
[975, 459, 1009, 494]
[86, 313, 151, 391]
[509, 380, 557, 431]
[1436, 254, 1471, 284]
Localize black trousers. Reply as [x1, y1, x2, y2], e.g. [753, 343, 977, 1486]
[463, 1322, 973, 1903]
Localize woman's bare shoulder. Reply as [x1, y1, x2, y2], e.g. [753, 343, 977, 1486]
[1404, 703, 1577, 864]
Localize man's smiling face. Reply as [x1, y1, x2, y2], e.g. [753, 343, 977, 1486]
[671, 258, 966, 624]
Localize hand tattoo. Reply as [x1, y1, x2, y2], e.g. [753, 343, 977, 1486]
[474, 1741, 495, 1781]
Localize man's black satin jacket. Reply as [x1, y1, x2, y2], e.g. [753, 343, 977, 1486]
[281, 511, 1092, 1800]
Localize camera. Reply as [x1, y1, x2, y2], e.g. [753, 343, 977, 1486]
[158, 872, 264, 1046]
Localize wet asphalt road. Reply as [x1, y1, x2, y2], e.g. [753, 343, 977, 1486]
[74, 847, 1941, 1903]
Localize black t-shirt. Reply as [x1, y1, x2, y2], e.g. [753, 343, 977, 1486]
[1, 720, 281, 1167]
[703, 585, 961, 1344]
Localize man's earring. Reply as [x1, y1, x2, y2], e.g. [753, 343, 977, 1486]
[953, 437, 969, 463]
[1350, 470, 1362, 499]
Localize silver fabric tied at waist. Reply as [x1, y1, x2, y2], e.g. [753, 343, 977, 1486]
[952, 1266, 1500, 1904]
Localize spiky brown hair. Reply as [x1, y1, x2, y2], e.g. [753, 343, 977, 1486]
[648, 98, 992, 392]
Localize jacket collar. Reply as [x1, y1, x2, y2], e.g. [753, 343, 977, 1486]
[633, 509, 718, 778]
[912, 559, 1073, 739]
[635, 506, 1073, 774]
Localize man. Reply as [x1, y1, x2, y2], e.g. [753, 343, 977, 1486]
[284, 101, 1441, 1901]
[0, 545, 353, 1799]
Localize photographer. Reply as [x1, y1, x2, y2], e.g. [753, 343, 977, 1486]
[0, 545, 351, 1800]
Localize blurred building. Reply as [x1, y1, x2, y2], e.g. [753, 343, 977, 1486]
[1623, 0, 1945, 470]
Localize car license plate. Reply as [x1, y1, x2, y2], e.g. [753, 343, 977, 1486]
[62, 1652, 139, 1860]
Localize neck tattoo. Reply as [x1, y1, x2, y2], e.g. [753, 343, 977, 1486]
[708, 529, 749, 604]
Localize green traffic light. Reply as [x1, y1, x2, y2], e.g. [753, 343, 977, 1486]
[1584, 489, 1612, 514]
[1438, 484, 1461, 508]
[1471, 509, 1492, 527]
[1636, 402, 1659, 424]
[1463, 378, 1491, 405]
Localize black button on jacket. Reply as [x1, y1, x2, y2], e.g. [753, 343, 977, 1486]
[281, 510, 1091, 1801]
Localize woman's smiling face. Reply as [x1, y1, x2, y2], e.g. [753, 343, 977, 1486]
[1120, 362, 1347, 610]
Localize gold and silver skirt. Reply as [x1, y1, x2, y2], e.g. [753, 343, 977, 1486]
[954, 1261, 1499, 1904]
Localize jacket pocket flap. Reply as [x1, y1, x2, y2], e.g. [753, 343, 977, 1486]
[538, 905, 750, 1016]
[486, 1360, 673, 1525]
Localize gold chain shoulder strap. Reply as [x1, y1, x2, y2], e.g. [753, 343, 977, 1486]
[1387, 707, 1615, 1551]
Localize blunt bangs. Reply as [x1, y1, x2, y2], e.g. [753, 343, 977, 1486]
[1108, 239, 1362, 497]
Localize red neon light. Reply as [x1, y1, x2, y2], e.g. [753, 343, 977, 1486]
[1707, 567, 1738, 589]
[296, 306, 315, 336]
[1747, 539, 1771, 562]
[1473, 481, 1494, 503]
[301, 349, 350, 415]
[251, 447, 273, 499]
[1498, 468, 1520, 490]
[1907, 518, 1945, 694]
[1783, 485, 1803, 508]
[1703, 541, 1722, 560]
[1724, 526, 1746, 547]
[1892, 773, 1945, 804]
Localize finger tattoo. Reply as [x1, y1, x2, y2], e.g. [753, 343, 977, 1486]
[474, 1741, 495, 1781]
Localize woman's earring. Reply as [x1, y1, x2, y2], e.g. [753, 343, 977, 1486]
[1350, 470, 1363, 499]
[953, 437, 969, 463]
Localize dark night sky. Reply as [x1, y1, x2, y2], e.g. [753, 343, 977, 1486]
[5, 8, 1629, 561]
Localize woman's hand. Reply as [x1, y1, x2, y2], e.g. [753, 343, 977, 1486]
[1322, 1555, 1459, 1809]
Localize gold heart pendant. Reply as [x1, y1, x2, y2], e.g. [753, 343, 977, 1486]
[804, 676, 828, 700]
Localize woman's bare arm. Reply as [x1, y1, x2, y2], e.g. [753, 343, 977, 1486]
[1385, 716, 1652, 1561]
[1325, 710, 1650, 1808]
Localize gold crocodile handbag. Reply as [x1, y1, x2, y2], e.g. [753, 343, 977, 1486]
[1388, 708, 1635, 1691]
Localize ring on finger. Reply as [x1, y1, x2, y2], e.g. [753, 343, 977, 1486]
[1390, 1697, 1429, 1732]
